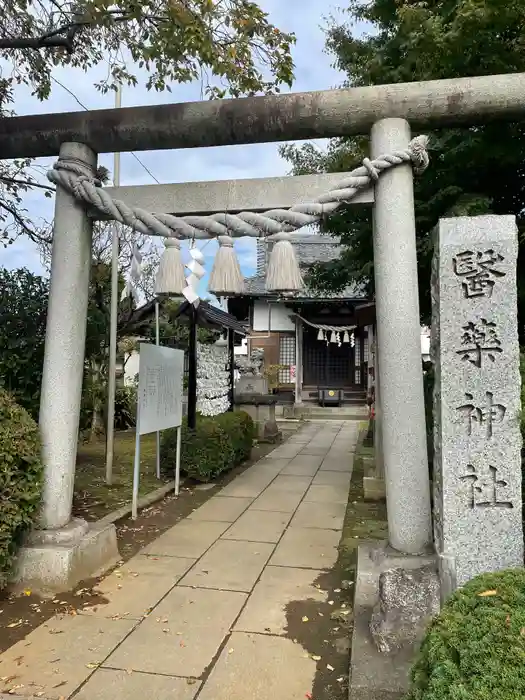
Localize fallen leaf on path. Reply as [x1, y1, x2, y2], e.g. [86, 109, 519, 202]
[23, 590, 31, 597]
[187, 679, 197, 685]
[334, 589, 341, 593]
[302, 616, 309, 623]
[328, 601, 334, 606]
[228, 648, 234, 654]
[8, 684, 24, 694]
[126, 669, 133, 676]
[327, 664, 334, 671]
[311, 655, 321, 661]
[13, 656, 24, 666]
[7, 620, 23, 629]
[86, 663, 99, 669]
[162, 629, 170, 633]
[52, 681, 67, 689]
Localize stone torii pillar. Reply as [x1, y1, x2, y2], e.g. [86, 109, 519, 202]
[14, 143, 119, 592]
[371, 118, 433, 555]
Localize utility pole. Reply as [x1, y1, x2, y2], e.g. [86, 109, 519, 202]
[105, 84, 122, 485]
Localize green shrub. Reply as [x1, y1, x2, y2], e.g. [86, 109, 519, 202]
[160, 410, 254, 482]
[113, 386, 137, 430]
[406, 569, 525, 700]
[0, 389, 43, 588]
[214, 411, 255, 463]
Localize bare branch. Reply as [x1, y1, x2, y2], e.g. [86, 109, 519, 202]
[0, 175, 55, 192]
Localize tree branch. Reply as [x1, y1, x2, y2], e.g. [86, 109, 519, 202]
[0, 34, 75, 51]
[0, 9, 137, 53]
[0, 201, 52, 244]
[0, 175, 55, 192]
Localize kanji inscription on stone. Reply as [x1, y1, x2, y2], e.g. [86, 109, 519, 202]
[453, 249, 506, 299]
[460, 464, 513, 509]
[431, 216, 522, 595]
[456, 319, 502, 368]
[456, 391, 506, 438]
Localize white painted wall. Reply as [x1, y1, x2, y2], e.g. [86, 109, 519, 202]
[269, 303, 295, 331]
[124, 350, 140, 386]
[253, 300, 270, 331]
[234, 338, 248, 355]
[421, 326, 431, 360]
[252, 300, 295, 332]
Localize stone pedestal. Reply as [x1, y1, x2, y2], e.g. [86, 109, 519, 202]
[12, 519, 120, 595]
[432, 216, 523, 597]
[350, 541, 438, 700]
[234, 376, 268, 396]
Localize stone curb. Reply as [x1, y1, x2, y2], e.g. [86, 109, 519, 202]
[96, 480, 177, 528]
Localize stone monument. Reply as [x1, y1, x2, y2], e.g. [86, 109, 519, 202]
[431, 215, 523, 598]
[235, 348, 267, 395]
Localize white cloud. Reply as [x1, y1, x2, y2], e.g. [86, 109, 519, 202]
[3, 0, 347, 286]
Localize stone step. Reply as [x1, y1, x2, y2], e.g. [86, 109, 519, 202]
[294, 405, 368, 421]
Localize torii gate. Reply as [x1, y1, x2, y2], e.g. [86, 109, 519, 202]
[2, 72, 523, 592]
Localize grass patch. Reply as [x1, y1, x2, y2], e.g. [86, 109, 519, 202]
[74, 431, 166, 521]
[338, 423, 388, 576]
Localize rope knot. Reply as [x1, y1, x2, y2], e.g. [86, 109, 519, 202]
[217, 235, 234, 248]
[269, 231, 291, 243]
[362, 157, 379, 181]
[408, 135, 430, 174]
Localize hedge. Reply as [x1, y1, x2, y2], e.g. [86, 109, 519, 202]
[0, 389, 43, 588]
[406, 569, 525, 700]
[161, 410, 255, 482]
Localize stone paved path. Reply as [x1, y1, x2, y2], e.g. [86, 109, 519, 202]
[0, 420, 359, 700]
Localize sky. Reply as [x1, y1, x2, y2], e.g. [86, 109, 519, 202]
[2, 0, 355, 297]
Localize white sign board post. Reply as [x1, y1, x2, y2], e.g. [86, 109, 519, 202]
[132, 343, 184, 519]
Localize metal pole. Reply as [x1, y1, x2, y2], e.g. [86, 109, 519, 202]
[105, 85, 122, 485]
[175, 425, 181, 496]
[155, 299, 161, 478]
[228, 329, 234, 412]
[187, 306, 198, 430]
[131, 403, 141, 520]
[371, 118, 432, 554]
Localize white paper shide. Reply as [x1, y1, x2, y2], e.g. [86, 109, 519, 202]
[197, 342, 230, 416]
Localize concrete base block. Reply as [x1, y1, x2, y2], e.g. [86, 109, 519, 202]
[349, 541, 437, 700]
[11, 518, 120, 595]
[362, 455, 386, 502]
[363, 476, 386, 501]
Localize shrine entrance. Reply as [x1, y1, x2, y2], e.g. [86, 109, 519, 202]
[302, 323, 366, 389]
[4, 70, 523, 594]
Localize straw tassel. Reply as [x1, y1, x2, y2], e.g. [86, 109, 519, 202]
[155, 237, 185, 296]
[317, 328, 324, 341]
[209, 235, 245, 295]
[330, 331, 337, 343]
[265, 232, 303, 293]
[343, 330, 350, 343]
